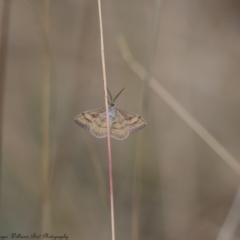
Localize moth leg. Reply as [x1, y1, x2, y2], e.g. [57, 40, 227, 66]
[111, 116, 118, 124]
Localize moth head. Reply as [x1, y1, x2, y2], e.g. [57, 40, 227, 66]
[107, 87, 125, 107]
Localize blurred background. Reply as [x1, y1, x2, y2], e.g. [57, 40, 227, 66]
[0, 0, 240, 239]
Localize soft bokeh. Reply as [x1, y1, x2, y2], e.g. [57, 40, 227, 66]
[1, 0, 240, 239]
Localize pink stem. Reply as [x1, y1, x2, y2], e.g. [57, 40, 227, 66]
[97, 1, 115, 240]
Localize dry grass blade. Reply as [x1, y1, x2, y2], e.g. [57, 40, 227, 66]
[216, 185, 240, 240]
[117, 34, 240, 177]
[97, 1, 115, 240]
[0, 0, 11, 214]
[41, 0, 51, 233]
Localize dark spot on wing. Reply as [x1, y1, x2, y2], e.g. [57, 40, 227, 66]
[91, 113, 97, 117]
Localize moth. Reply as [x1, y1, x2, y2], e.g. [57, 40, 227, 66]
[74, 88, 147, 140]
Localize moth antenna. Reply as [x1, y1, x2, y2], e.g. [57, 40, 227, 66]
[113, 87, 125, 103]
[107, 87, 113, 102]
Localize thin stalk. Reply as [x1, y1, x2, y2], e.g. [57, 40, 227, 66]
[0, 0, 11, 215]
[216, 185, 240, 240]
[97, 1, 115, 240]
[41, 0, 51, 232]
[132, 1, 162, 240]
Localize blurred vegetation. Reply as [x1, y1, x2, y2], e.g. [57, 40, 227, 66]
[0, 0, 240, 240]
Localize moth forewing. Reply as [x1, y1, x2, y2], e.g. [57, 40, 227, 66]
[74, 108, 105, 131]
[74, 113, 91, 130]
[130, 117, 147, 133]
[117, 109, 147, 134]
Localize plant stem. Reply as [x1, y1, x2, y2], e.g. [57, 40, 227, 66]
[97, 1, 115, 240]
[41, 0, 51, 232]
[0, 0, 11, 215]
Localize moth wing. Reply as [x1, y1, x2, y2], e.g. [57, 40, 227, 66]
[110, 110, 131, 140]
[90, 112, 108, 138]
[74, 108, 105, 131]
[75, 108, 146, 140]
[117, 109, 147, 134]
